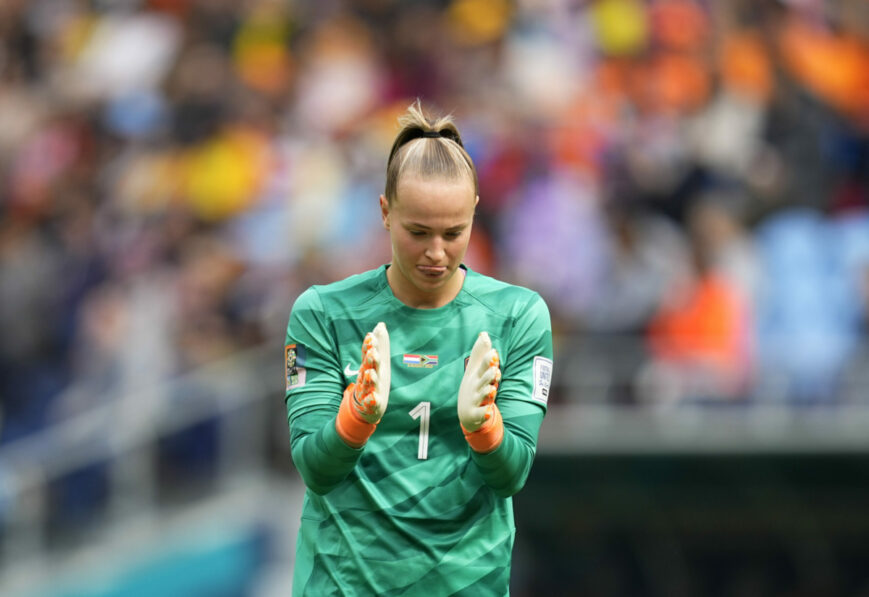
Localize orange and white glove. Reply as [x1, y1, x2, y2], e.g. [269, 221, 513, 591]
[336, 322, 391, 448]
[458, 332, 503, 453]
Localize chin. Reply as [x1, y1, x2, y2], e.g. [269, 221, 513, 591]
[413, 276, 448, 291]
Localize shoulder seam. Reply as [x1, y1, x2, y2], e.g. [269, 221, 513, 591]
[462, 272, 541, 319]
[314, 270, 392, 312]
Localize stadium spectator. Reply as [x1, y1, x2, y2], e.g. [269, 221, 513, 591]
[0, 0, 866, 441]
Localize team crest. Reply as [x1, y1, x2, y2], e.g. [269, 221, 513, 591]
[403, 354, 438, 368]
[285, 343, 307, 391]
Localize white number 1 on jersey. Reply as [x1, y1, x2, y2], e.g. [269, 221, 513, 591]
[409, 402, 431, 460]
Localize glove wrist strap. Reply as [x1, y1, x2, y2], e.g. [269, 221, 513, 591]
[462, 406, 504, 453]
[336, 383, 377, 448]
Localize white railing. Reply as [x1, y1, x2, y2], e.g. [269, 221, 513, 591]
[0, 343, 289, 595]
[540, 403, 869, 454]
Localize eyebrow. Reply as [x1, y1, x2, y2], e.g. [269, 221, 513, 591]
[405, 222, 468, 232]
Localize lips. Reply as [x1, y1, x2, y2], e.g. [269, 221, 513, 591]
[417, 265, 447, 277]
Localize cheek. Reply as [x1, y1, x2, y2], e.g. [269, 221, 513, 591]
[393, 232, 420, 257]
[452, 234, 472, 255]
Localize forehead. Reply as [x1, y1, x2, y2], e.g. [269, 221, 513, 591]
[393, 175, 476, 222]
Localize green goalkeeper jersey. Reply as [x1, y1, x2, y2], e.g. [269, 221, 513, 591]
[284, 264, 553, 596]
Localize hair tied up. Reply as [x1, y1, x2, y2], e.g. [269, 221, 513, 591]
[384, 101, 478, 204]
[420, 128, 463, 147]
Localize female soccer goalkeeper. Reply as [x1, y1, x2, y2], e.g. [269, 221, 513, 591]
[284, 100, 553, 595]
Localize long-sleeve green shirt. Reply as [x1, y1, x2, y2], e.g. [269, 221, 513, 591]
[285, 264, 553, 596]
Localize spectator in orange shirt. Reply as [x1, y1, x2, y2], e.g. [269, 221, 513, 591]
[640, 196, 754, 405]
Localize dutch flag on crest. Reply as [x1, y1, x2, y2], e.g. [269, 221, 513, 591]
[403, 354, 438, 368]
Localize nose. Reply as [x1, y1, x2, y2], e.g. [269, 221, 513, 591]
[424, 237, 446, 262]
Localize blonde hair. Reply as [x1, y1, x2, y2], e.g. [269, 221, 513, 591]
[384, 100, 479, 204]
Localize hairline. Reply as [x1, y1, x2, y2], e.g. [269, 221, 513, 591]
[387, 165, 477, 206]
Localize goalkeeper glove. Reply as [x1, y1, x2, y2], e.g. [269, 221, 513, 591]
[336, 322, 391, 448]
[458, 331, 503, 453]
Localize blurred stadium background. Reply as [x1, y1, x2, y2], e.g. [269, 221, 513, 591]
[1, 0, 868, 595]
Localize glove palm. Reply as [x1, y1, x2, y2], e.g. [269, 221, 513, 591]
[457, 332, 501, 433]
[349, 322, 391, 423]
[336, 322, 390, 447]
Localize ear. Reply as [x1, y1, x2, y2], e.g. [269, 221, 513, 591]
[380, 195, 390, 229]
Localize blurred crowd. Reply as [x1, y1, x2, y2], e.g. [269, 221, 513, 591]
[1, 0, 869, 444]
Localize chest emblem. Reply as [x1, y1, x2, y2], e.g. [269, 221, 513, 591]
[403, 354, 438, 368]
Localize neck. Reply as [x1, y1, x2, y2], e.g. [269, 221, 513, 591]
[387, 265, 466, 309]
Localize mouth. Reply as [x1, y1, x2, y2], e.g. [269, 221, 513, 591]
[417, 265, 448, 278]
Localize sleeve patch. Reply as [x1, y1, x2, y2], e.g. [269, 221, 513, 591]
[532, 356, 552, 404]
[285, 343, 307, 391]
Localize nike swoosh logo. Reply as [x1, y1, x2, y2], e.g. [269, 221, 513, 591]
[344, 364, 359, 377]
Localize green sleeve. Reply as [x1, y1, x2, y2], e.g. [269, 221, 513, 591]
[285, 287, 363, 495]
[471, 402, 544, 497]
[472, 292, 552, 497]
[289, 406, 364, 495]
